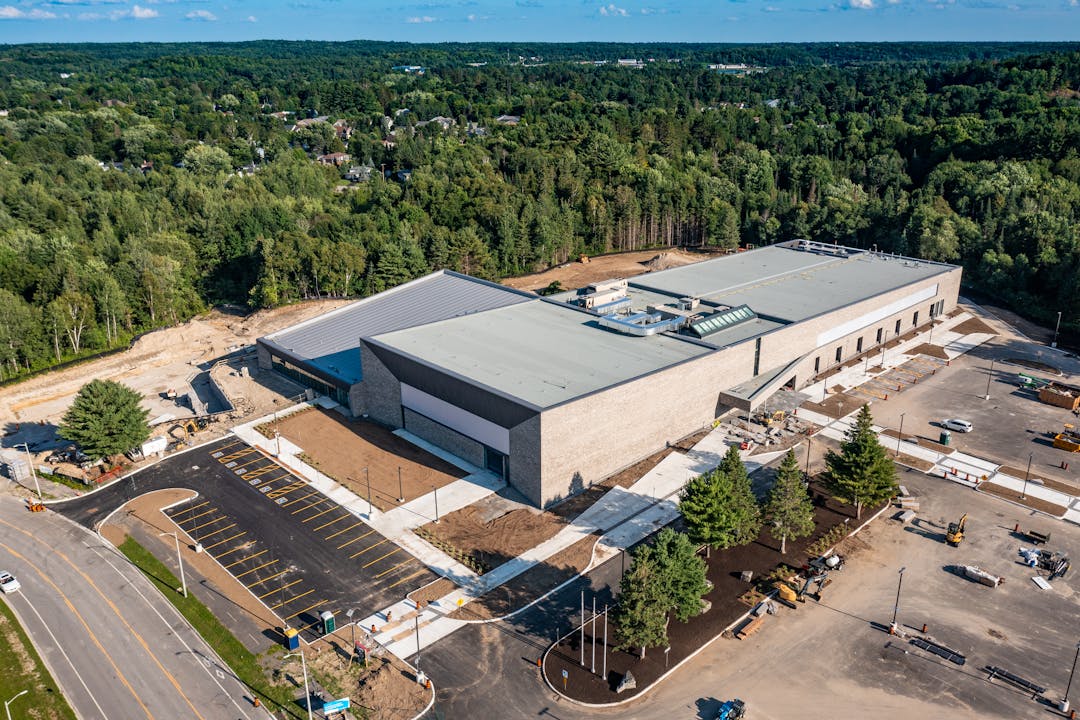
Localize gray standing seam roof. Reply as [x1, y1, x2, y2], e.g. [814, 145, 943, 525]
[261, 271, 533, 385]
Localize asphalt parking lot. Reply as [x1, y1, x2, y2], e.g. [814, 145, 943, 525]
[58, 437, 436, 641]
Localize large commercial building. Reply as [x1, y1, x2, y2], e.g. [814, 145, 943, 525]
[258, 241, 961, 507]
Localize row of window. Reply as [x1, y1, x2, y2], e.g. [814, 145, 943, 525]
[813, 299, 944, 375]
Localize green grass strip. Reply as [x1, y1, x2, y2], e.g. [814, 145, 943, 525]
[117, 537, 303, 716]
[0, 595, 77, 719]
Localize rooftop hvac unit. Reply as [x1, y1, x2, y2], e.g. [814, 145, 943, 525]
[677, 297, 700, 311]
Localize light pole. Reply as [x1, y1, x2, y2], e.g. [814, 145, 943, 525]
[159, 531, 187, 597]
[1052, 311, 1062, 349]
[890, 566, 906, 633]
[984, 358, 995, 400]
[4, 690, 27, 716]
[1022, 452, 1033, 500]
[896, 413, 906, 457]
[804, 437, 812, 480]
[274, 429, 281, 457]
[1062, 640, 1080, 713]
[397, 466, 404, 503]
[365, 467, 371, 516]
[433, 486, 439, 524]
[14, 443, 41, 502]
[283, 651, 313, 720]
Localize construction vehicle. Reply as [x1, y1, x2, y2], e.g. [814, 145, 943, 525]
[774, 571, 831, 607]
[578, 253, 590, 264]
[946, 513, 967, 547]
[755, 409, 786, 427]
[808, 552, 845, 573]
[1018, 373, 1051, 390]
[1053, 424, 1080, 452]
[168, 417, 210, 442]
[715, 699, 746, 720]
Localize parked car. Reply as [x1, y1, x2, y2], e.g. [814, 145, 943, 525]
[942, 418, 973, 433]
[0, 571, 20, 593]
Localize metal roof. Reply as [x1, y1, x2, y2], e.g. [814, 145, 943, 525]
[373, 300, 712, 409]
[261, 271, 533, 385]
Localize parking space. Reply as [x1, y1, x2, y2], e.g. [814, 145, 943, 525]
[148, 437, 437, 641]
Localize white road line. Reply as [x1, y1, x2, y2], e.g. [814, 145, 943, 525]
[6, 591, 109, 720]
[84, 541, 257, 720]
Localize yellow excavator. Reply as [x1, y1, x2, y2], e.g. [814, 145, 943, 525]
[946, 513, 967, 547]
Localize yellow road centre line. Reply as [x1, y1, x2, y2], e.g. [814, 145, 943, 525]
[196, 522, 237, 541]
[361, 548, 400, 568]
[348, 537, 388, 559]
[202, 531, 245, 551]
[235, 559, 278, 579]
[259, 578, 302, 600]
[388, 569, 430, 589]
[325, 522, 363, 540]
[224, 550, 266, 569]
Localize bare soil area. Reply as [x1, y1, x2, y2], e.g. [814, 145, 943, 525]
[802, 391, 867, 419]
[418, 503, 564, 574]
[501, 248, 710, 293]
[951, 316, 998, 336]
[271, 408, 466, 509]
[908, 343, 950, 360]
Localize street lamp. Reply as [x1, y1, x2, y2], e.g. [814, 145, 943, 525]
[1022, 452, 1033, 501]
[365, 467, 371, 516]
[896, 413, 906, 458]
[1062, 640, 1080, 713]
[283, 650, 313, 720]
[13, 443, 41, 502]
[804, 437, 812, 480]
[984, 358, 995, 401]
[890, 566, 906, 633]
[159, 531, 187, 597]
[4, 690, 28, 720]
[1052, 311, 1062, 349]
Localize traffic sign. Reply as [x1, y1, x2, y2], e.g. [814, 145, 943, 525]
[322, 698, 351, 713]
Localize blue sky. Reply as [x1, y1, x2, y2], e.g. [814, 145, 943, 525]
[0, 0, 1077, 45]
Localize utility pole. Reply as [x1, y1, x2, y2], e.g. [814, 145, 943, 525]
[283, 651, 313, 720]
[1052, 311, 1062, 349]
[159, 532, 187, 597]
[984, 358, 995, 400]
[1022, 452, 1033, 500]
[397, 466, 404, 502]
[1062, 640, 1080, 713]
[14, 443, 41, 502]
[896, 413, 906, 457]
[433, 486, 440, 524]
[365, 467, 371, 516]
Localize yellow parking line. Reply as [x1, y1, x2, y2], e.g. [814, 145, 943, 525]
[325, 522, 363, 541]
[268, 480, 306, 500]
[203, 531, 245, 551]
[313, 514, 351, 531]
[270, 588, 313, 610]
[361, 548, 400, 568]
[220, 448, 256, 462]
[291, 500, 326, 515]
[179, 507, 216, 524]
[190, 515, 227, 532]
[224, 550, 265, 568]
[374, 558, 413, 579]
[216, 543, 252, 559]
[241, 465, 281, 480]
[286, 599, 327, 621]
[301, 506, 336, 523]
[348, 537, 388, 559]
[259, 578, 302, 600]
[387, 569, 430, 589]
[215, 439, 242, 452]
[246, 570, 287, 589]
[176, 500, 209, 517]
[282, 491, 319, 508]
[336, 531, 375, 549]
[235, 559, 278, 579]
[197, 522, 237, 541]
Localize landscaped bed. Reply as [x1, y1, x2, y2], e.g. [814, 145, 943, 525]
[542, 486, 883, 704]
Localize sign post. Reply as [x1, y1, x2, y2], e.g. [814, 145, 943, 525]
[561, 669, 568, 691]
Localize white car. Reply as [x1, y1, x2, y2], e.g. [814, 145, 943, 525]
[0, 571, 20, 594]
[942, 418, 973, 433]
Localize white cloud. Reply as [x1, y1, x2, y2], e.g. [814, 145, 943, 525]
[77, 11, 103, 19]
[599, 3, 627, 16]
[185, 9, 216, 20]
[246, 14, 256, 21]
[130, 4, 158, 17]
[0, 5, 58, 18]
[405, 15, 435, 22]
[850, 0, 874, 8]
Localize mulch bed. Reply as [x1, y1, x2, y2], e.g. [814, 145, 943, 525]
[977, 482, 1068, 516]
[802, 392, 867, 420]
[951, 316, 998, 336]
[544, 486, 881, 704]
[998, 466, 1079, 496]
[907, 343, 949, 360]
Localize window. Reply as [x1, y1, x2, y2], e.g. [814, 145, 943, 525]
[913, 311, 919, 326]
[753, 337, 761, 376]
[856, 337, 864, 353]
[484, 447, 507, 480]
[929, 302, 936, 318]
[876, 328, 883, 344]
[814, 356, 820, 374]
[835, 346, 842, 364]
[895, 319, 901, 335]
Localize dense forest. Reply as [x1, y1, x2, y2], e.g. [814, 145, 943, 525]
[1, 40, 1080, 380]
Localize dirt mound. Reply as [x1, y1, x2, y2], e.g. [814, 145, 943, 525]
[640, 250, 695, 272]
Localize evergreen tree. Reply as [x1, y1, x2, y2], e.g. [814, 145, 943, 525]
[764, 449, 816, 554]
[679, 445, 762, 551]
[614, 546, 668, 659]
[58, 379, 150, 459]
[823, 405, 897, 518]
[651, 528, 710, 622]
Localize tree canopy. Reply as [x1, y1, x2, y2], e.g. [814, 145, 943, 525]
[823, 405, 897, 518]
[679, 445, 762, 550]
[764, 449, 816, 554]
[57, 379, 150, 459]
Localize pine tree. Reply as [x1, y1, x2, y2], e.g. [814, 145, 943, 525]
[651, 528, 710, 622]
[615, 547, 668, 658]
[823, 405, 897, 518]
[58, 379, 150, 460]
[679, 445, 762, 551]
[764, 449, 816, 554]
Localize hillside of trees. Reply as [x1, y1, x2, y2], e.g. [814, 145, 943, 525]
[1, 41, 1080, 380]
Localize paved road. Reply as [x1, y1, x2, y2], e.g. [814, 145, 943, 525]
[0, 497, 261, 720]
